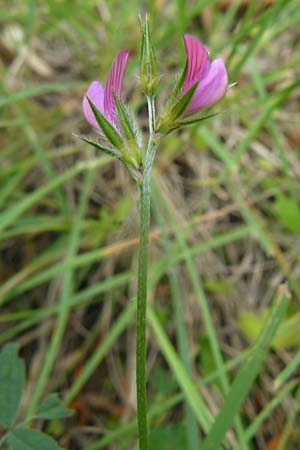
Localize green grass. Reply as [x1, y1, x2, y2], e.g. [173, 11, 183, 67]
[1, 0, 300, 449]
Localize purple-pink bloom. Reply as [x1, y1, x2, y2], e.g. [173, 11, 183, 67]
[181, 35, 228, 114]
[82, 50, 129, 130]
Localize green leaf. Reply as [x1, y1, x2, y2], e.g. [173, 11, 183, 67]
[113, 94, 136, 143]
[158, 81, 199, 132]
[169, 81, 199, 121]
[197, 336, 223, 392]
[273, 314, 300, 349]
[149, 424, 187, 450]
[174, 112, 220, 128]
[86, 98, 123, 150]
[148, 307, 212, 432]
[238, 309, 300, 350]
[36, 393, 74, 420]
[165, 112, 220, 135]
[7, 428, 60, 450]
[139, 17, 146, 79]
[274, 194, 300, 234]
[0, 343, 25, 428]
[144, 14, 158, 88]
[149, 363, 177, 394]
[274, 353, 300, 389]
[237, 310, 269, 343]
[204, 278, 233, 294]
[164, 63, 187, 112]
[113, 94, 142, 170]
[74, 134, 120, 158]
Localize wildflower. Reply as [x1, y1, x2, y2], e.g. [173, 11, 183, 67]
[82, 49, 129, 130]
[181, 35, 228, 114]
[158, 35, 228, 132]
[80, 49, 143, 182]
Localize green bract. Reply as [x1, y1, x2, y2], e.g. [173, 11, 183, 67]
[140, 14, 159, 97]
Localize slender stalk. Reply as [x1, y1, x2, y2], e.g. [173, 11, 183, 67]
[136, 169, 150, 450]
[136, 95, 157, 450]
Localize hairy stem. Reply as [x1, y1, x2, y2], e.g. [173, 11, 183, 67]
[136, 96, 157, 450]
[136, 166, 151, 450]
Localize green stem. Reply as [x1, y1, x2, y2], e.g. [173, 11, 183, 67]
[136, 96, 157, 450]
[136, 167, 150, 450]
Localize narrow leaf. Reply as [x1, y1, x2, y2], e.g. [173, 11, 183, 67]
[274, 194, 300, 234]
[7, 428, 60, 450]
[112, 94, 142, 168]
[201, 285, 289, 450]
[87, 98, 123, 149]
[169, 81, 199, 121]
[167, 113, 220, 134]
[139, 14, 158, 95]
[165, 63, 187, 111]
[74, 134, 120, 158]
[149, 424, 187, 450]
[139, 17, 146, 80]
[148, 307, 212, 432]
[176, 112, 220, 127]
[158, 81, 199, 132]
[145, 14, 158, 83]
[0, 343, 25, 428]
[274, 352, 300, 389]
[113, 94, 136, 142]
[36, 393, 74, 420]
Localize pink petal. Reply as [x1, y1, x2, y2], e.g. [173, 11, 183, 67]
[104, 49, 129, 125]
[182, 35, 210, 94]
[82, 81, 105, 129]
[185, 59, 228, 114]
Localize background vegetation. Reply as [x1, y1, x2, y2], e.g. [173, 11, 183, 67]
[0, 0, 299, 449]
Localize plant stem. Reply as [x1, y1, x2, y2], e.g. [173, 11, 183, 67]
[136, 167, 151, 450]
[136, 96, 157, 450]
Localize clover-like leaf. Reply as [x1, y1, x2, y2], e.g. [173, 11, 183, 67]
[7, 428, 61, 450]
[36, 393, 74, 420]
[0, 343, 25, 428]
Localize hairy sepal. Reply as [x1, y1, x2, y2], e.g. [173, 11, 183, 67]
[113, 94, 142, 169]
[87, 97, 123, 150]
[158, 80, 199, 133]
[74, 134, 121, 158]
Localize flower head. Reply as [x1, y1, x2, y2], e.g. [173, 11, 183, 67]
[181, 35, 228, 114]
[82, 49, 129, 130]
[80, 49, 143, 182]
[157, 35, 228, 133]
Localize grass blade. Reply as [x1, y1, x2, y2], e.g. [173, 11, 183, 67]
[201, 285, 289, 450]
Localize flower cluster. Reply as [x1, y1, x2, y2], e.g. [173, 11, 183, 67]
[182, 35, 228, 114]
[79, 21, 230, 450]
[82, 50, 129, 131]
[80, 21, 228, 181]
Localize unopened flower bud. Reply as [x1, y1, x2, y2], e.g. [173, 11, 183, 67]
[139, 14, 158, 97]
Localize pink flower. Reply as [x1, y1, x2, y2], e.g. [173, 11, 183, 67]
[181, 35, 228, 114]
[82, 50, 129, 129]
